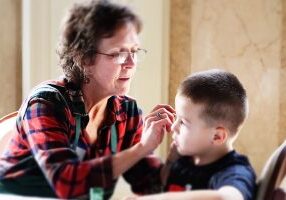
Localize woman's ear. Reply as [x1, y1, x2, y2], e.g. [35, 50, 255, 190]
[211, 126, 228, 145]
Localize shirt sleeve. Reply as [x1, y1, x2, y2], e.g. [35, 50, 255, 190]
[22, 95, 113, 199]
[209, 165, 257, 200]
[121, 107, 163, 194]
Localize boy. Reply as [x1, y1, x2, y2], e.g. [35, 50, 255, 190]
[134, 69, 256, 200]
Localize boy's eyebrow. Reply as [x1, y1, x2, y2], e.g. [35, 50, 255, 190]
[184, 118, 191, 124]
[177, 115, 191, 124]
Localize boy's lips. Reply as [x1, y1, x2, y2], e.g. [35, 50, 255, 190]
[172, 140, 178, 147]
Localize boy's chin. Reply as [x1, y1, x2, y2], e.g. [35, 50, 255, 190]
[176, 147, 186, 156]
[177, 147, 194, 157]
[171, 142, 183, 155]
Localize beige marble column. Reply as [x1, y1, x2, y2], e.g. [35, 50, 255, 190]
[168, 0, 192, 147]
[0, 0, 22, 116]
[169, 0, 192, 106]
[280, 0, 286, 144]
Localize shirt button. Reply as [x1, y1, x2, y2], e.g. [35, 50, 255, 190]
[98, 149, 103, 154]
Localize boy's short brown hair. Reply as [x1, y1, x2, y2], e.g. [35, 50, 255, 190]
[178, 69, 248, 134]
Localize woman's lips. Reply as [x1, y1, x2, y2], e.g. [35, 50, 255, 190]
[118, 77, 130, 81]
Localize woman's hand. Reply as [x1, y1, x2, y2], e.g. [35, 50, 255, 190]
[140, 104, 176, 154]
[111, 104, 175, 179]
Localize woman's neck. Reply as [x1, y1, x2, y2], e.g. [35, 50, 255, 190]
[82, 84, 111, 113]
[83, 89, 110, 144]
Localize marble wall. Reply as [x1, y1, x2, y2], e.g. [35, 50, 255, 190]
[280, 0, 286, 147]
[170, 0, 284, 174]
[0, 0, 22, 116]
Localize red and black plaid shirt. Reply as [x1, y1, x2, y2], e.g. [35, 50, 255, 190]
[0, 78, 161, 199]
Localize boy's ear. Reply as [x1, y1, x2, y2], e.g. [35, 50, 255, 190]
[211, 126, 228, 145]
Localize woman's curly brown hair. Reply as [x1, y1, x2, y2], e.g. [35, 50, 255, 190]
[56, 0, 142, 89]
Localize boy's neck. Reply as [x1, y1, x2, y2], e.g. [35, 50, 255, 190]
[193, 144, 233, 166]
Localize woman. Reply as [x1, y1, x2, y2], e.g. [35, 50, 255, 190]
[0, 0, 175, 199]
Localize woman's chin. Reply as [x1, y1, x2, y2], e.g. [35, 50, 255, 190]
[116, 86, 130, 96]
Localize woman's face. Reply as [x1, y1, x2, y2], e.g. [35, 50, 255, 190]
[86, 22, 140, 97]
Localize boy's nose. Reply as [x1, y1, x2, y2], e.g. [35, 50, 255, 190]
[172, 132, 176, 140]
[171, 121, 178, 132]
[172, 131, 177, 141]
[171, 122, 178, 139]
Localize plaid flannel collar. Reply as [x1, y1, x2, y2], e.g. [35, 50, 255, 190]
[62, 77, 127, 126]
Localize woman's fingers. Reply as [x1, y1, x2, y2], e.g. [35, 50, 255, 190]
[150, 104, 175, 114]
[144, 115, 158, 129]
[145, 105, 176, 125]
[141, 117, 173, 152]
[155, 113, 173, 132]
[144, 112, 173, 132]
[141, 104, 176, 153]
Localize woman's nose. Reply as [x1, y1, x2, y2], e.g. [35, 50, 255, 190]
[123, 53, 136, 67]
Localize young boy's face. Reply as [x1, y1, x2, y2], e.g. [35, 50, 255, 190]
[172, 94, 215, 156]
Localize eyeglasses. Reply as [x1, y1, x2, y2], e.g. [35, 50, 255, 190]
[94, 48, 147, 65]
